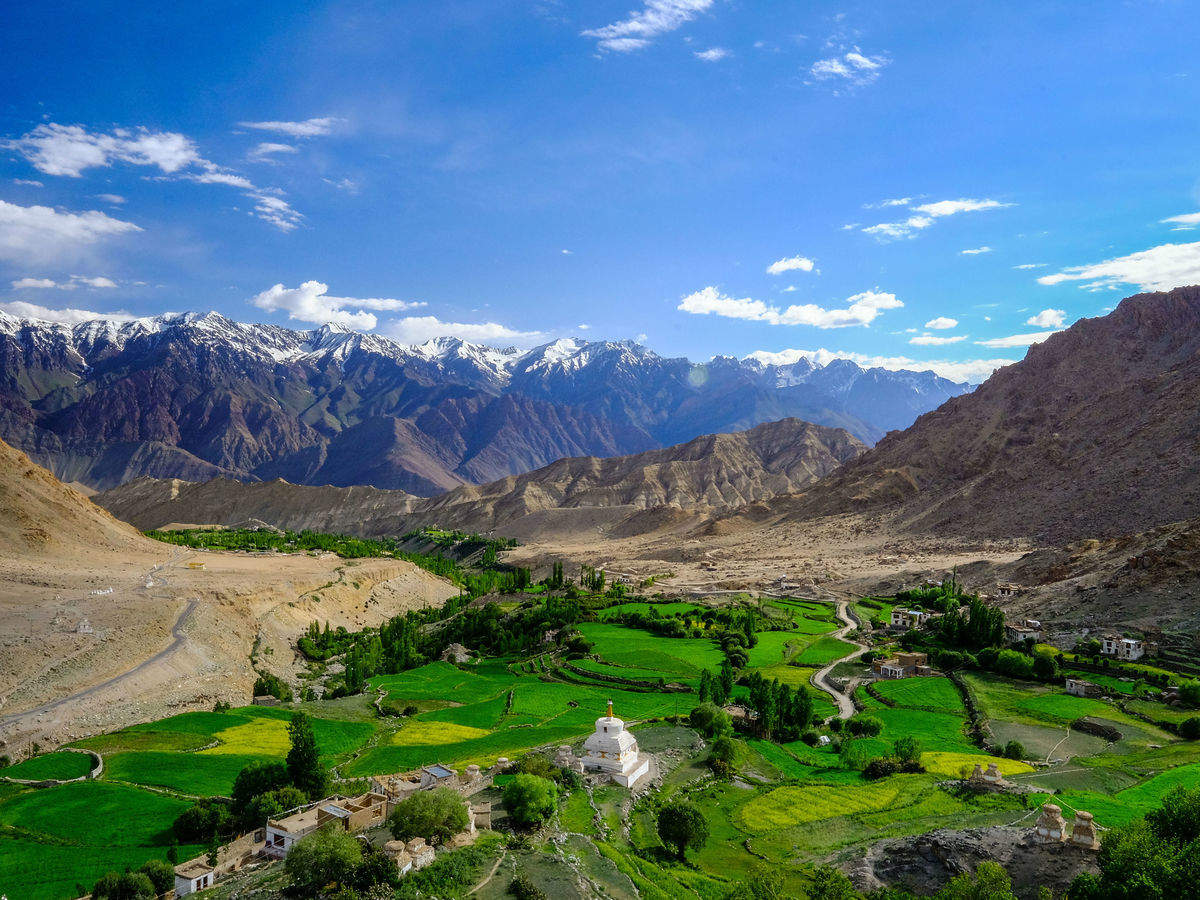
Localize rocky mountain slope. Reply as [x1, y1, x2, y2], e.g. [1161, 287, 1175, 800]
[747, 286, 1200, 543]
[94, 418, 865, 538]
[0, 311, 967, 492]
[0, 436, 147, 557]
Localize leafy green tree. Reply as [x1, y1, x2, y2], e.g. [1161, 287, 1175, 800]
[243, 786, 308, 830]
[252, 672, 293, 701]
[689, 702, 730, 738]
[503, 774, 559, 828]
[231, 760, 291, 824]
[808, 864, 859, 899]
[707, 734, 742, 776]
[656, 800, 709, 860]
[698, 669, 714, 704]
[935, 861, 1017, 899]
[719, 662, 735, 703]
[287, 712, 328, 799]
[1181, 680, 1200, 708]
[1032, 652, 1058, 681]
[137, 859, 175, 894]
[723, 862, 784, 899]
[173, 797, 234, 842]
[893, 736, 923, 768]
[284, 825, 363, 896]
[92, 871, 156, 900]
[1180, 717, 1200, 740]
[389, 786, 470, 844]
[846, 716, 883, 737]
[1003, 740, 1026, 760]
[993, 650, 1034, 680]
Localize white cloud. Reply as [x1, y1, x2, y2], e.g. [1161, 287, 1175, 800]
[1037, 241, 1200, 293]
[13, 178, 43, 187]
[1161, 212, 1200, 231]
[561, 249, 572, 255]
[237, 117, 341, 137]
[0, 200, 141, 264]
[743, 347, 1014, 383]
[961, 246, 992, 255]
[877, 197, 912, 207]
[694, 47, 729, 62]
[766, 254, 815, 275]
[863, 197, 1012, 240]
[1026, 308, 1066, 328]
[10, 275, 117, 290]
[910, 333, 967, 346]
[250, 281, 426, 330]
[9, 122, 302, 232]
[582, 0, 714, 53]
[0, 300, 137, 325]
[809, 48, 889, 87]
[678, 286, 902, 328]
[975, 331, 1058, 348]
[250, 142, 299, 160]
[924, 316, 958, 330]
[383, 315, 546, 346]
[1013, 263, 1045, 270]
[94, 193, 126, 204]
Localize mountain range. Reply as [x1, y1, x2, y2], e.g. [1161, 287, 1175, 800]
[93, 417, 865, 539]
[0, 311, 967, 493]
[747, 285, 1200, 543]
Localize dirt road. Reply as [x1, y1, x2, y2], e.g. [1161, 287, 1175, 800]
[809, 599, 868, 721]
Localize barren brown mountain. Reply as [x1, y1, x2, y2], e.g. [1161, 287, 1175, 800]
[747, 286, 1200, 544]
[95, 417, 865, 539]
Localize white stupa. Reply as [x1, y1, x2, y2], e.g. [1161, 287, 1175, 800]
[581, 700, 650, 788]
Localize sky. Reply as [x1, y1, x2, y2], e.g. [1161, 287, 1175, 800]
[1, 0, 1199, 382]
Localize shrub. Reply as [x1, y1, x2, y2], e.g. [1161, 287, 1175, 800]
[509, 871, 549, 900]
[893, 736, 923, 768]
[243, 786, 308, 830]
[1003, 740, 1027, 760]
[845, 715, 883, 737]
[231, 760, 291, 824]
[707, 734, 742, 776]
[862, 757, 901, 780]
[801, 729, 820, 746]
[389, 787, 469, 844]
[994, 650, 1035, 680]
[92, 871, 157, 900]
[1179, 717, 1200, 740]
[1032, 652, 1058, 681]
[828, 717, 843, 733]
[137, 860, 175, 894]
[690, 702, 731, 739]
[1180, 681, 1200, 708]
[253, 672, 293, 701]
[285, 825, 363, 895]
[503, 774, 559, 829]
[173, 798, 234, 842]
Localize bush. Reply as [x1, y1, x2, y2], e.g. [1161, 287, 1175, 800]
[243, 786, 308, 830]
[1003, 740, 1026, 760]
[1179, 717, 1200, 740]
[862, 757, 901, 780]
[173, 798, 234, 842]
[92, 871, 157, 899]
[232, 760, 291, 822]
[1032, 652, 1058, 681]
[285, 826, 363, 896]
[689, 702, 731, 739]
[509, 871, 549, 900]
[893, 736, 922, 768]
[845, 715, 883, 737]
[707, 734, 742, 776]
[828, 717, 843, 733]
[137, 860, 175, 895]
[1180, 681, 1200, 708]
[253, 672, 294, 701]
[993, 649, 1035, 680]
[801, 729, 820, 746]
[503, 774, 558, 829]
[389, 787, 470, 844]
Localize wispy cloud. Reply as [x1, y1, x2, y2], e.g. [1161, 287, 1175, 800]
[1013, 263, 1045, 270]
[862, 197, 1012, 240]
[249, 142, 298, 160]
[694, 47, 729, 62]
[250, 280, 426, 330]
[808, 49, 889, 88]
[237, 117, 342, 137]
[11, 274, 117, 290]
[383, 316, 546, 346]
[1161, 212, 1200, 231]
[961, 246, 992, 255]
[910, 333, 967, 346]
[679, 286, 901, 328]
[0, 301, 138, 325]
[1038, 241, 1200, 292]
[7, 122, 302, 231]
[0, 200, 141, 264]
[581, 0, 714, 53]
[766, 254, 815, 275]
[743, 346, 1014, 383]
[975, 331, 1058, 348]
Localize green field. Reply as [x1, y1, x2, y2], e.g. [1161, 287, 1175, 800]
[793, 635, 856, 666]
[0, 781, 203, 900]
[598, 601, 706, 618]
[577, 622, 724, 679]
[1, 751, 94, 782]
[871, 676, 965, 714]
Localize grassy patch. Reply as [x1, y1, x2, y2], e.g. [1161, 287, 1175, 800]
[920, 751, 1034, 779]
[577, 623, 723, 679]
[793, 635, 856, 666]
[872, 677, 965, 714]
[2, 751, 93, 782]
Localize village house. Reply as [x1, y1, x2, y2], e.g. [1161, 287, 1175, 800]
[1102, 634, 1152, 661]
[1066, 678, 1103, 698]
[872, 652, 932, 679]
[174, 860, 215, 897]
[174, 828, 265, 896]
[1005, 618, 1043, 643]
[995, 582, 1022, 598]
[890, 608, 934, 631]
[371, 762, 490, 803]
[264, 792, 388, 859]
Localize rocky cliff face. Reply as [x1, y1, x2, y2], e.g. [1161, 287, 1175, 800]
[94, 417, 865, 537]
[0, 311, 967, 492]
[758, 286, 1200, 543]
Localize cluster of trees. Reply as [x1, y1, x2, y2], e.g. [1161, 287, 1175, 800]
[174, 714, 329, 843]
[283, 826, 399, 898]
[861, 736, 924, 780]
[90, 860, 174, 900]
[252, 671, 293, 701]
[936, 595, 1005, 650]
[697, 665, 736, 706]
[388, 786, 469, 843]
[741, 670, 814, 742]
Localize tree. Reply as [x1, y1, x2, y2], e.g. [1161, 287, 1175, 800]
[503, 774, 559, 828]
[1180, 717, 1200, 740]
[252, 672, 293, 701]
[389, 786, 469, 844]
[845, 716, 883, 737]
[1032, 651, 1058, 681]
[1003, 740, 1026, 760]
[231, 760, 291, 823]
[243, 786, 308, 830]
[698, 669, 713, 704]
[284, 825, 363, 896]
[719, 662, 735, 703]
[808, 865, 859, 900]
[707, 734, 741, 776]
[174, 797, 234, 842]
[1180, 680, 1200, 708]
[935, 861, 1017, 899]
[689, 702, 730, 739]
[137, 860, 175, 895]
[656, 801, 709, 860]
[92, 871, 156, 900]
[993, 650, 1034, 680]
[893, 736, 923, 769]
[287, 712, 328, 799]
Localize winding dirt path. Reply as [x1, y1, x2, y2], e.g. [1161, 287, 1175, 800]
[808, 599, 869, 722]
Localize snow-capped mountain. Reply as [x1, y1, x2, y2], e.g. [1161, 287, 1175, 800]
[0, 310, 971, 492]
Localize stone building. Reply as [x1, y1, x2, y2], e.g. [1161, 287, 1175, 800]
[1066, 678, 1103, 698]
[872, 652, 932, 679]
[890, 608, 934, 631]
[264, 792, 388, 858]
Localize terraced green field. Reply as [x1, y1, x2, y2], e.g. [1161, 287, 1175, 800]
[871, 676, 965, 714]
[1, 750, 93, 782]
[793, 634, 856, 666]
[0, 781, 203, 900]
[577, 622, 724, 678]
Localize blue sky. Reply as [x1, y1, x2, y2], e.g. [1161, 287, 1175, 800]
[1, 0, 1198, 381]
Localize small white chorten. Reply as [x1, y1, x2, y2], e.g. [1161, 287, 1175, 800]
[582, 700, 649, 788]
